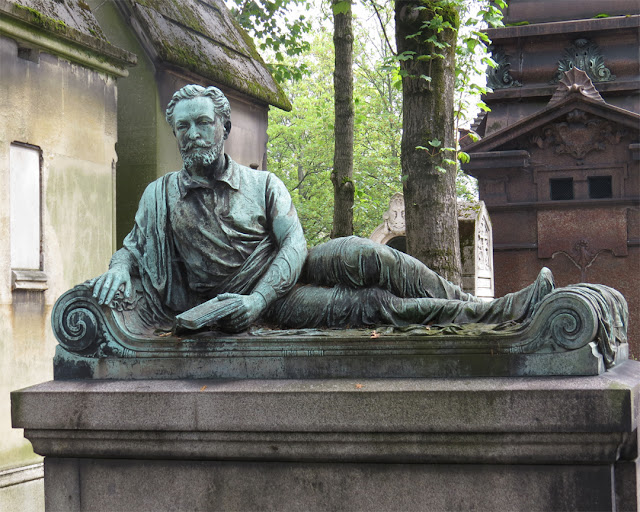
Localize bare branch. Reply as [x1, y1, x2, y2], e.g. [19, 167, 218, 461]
[367, 0, 395, 56]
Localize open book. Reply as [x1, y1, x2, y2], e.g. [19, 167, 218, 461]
[174, 297, 243, 332]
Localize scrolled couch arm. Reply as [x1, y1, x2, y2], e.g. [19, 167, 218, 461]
[526, 283, 628, 368]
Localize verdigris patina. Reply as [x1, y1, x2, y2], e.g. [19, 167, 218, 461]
[52, 85, 629, 379]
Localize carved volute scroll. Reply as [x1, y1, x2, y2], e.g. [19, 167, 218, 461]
[487, 48, 522, 89]
[550, 39, 615, 84]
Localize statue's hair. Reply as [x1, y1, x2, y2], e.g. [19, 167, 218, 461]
[165, 85, 231, 138]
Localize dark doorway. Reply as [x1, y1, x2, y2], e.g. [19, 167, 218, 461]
[387, 236, 407, 253]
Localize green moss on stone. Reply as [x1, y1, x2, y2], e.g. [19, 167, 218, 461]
[132, 0, 290, 109]
[136, 0, 208, 34]
[13, 4, 69, 34]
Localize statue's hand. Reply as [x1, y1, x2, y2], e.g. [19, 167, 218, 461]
[215, 292, 267, 332]
[90, 265, 132, 306]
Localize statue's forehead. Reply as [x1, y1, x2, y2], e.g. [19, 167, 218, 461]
[174, 96, 215, 118]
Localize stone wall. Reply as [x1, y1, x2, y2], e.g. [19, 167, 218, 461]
[0, 31, 120, 487]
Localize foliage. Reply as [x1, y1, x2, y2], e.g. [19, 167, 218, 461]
[267, 27, 403, 246]
[262, 0, 505, 244]
[453, 0, 507, 198]
[454, 0, 506, 128]
[372, 0, 504, 201]
[226, 0, 313, 82]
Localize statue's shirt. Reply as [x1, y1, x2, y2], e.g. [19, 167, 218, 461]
[171, 160, 275, 295]
[115, 156, 307, 317]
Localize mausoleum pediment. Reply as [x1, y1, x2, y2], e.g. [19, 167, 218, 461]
[465, 96, 639, 158]
[463, 70, 639, 171]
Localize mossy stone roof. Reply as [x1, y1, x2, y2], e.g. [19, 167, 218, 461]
[2, 0, 136, 65]
[127, 0, 291, 111]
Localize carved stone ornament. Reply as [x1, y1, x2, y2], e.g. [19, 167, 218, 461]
[487, 48, 521, 89]
[550, 39, 615, 84]
[548, 68, 605, 107]
[476, 216, 491, 271]
[531, 109, 626, 160]
[383, 193, 406, 234]
[553, 240, 613, 282]
[370, 193, 406, 245]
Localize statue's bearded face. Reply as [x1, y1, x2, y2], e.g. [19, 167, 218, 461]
[173, 97, 226, 174]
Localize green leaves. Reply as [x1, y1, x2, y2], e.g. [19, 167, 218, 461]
[396, 51, 417, 61]
[457, 151, 470, 164]
[266, 29, 403, 246]
[228, 0, 312, 83]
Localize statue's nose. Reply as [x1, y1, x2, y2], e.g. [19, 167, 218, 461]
[187, 124, 200, 139]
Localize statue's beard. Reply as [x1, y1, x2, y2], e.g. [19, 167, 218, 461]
[181, 140, 221, 173]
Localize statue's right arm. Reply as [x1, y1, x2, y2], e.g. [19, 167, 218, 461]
[91, 177, 161, 307]
[92, 248, 134, 306]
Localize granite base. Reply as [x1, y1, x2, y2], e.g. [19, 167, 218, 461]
[12, 362, 640, 511]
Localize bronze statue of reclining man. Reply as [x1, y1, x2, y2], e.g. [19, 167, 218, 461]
[90, 85, 554, 337]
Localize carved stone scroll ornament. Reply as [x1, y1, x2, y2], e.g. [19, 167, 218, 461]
[52, 286, 134, 358]
[550, 39, 615, 84]
[531, 109, 626, 160]
[486, 48, 521, 89]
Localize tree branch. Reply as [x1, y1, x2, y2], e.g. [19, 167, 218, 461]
[367, 0, 395, 56]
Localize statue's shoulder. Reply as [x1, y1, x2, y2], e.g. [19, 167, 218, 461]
[139, 171, 180, 200]
[228, 158, 275, 189]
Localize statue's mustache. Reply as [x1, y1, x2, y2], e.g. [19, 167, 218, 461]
[182, 140, 213, 152]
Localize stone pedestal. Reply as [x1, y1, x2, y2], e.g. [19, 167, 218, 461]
[12, 362, 640, 511]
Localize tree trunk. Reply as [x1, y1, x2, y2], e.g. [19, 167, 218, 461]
[331, 0, 354, 238]
[395, 0, 462, 284]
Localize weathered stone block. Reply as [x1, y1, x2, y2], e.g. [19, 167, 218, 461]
[12, 362, 640, 511]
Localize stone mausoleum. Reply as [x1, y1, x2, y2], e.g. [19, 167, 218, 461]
[462, 3, 640, 353]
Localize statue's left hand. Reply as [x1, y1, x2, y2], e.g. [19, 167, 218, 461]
[215, 292, 267, 332]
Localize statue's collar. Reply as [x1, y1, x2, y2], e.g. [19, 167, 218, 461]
[178, 155, 240, 197]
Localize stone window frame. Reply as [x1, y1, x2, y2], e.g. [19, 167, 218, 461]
[534, 165, 625, 203]
[9, 142, 47, 292]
